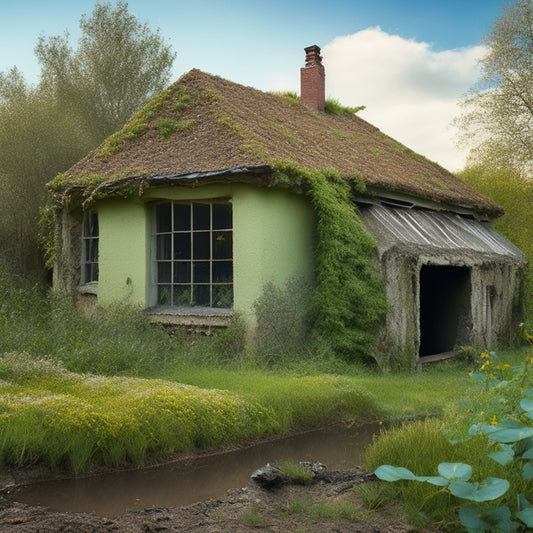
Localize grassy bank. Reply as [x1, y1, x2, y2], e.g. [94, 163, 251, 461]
[0, 268, 522, 475]
[0, 352, 381, 472]
[0, 350, 478, 473]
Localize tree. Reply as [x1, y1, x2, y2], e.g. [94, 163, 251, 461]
[35, 0, 176, 147]
[0, 2, 176, 276]
[456, 0, 533, 178]
[0, 68, 76, 274]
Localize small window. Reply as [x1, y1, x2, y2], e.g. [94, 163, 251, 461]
[153, 201, 233, 308]
[82, 210, 99, 284]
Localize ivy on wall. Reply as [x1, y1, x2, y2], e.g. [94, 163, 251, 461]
[273, 161, 387, 363]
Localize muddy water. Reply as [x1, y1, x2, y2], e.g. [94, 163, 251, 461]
[10, 422, 380, 517]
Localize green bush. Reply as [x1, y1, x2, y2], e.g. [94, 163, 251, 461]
[252, 277, 319, 365]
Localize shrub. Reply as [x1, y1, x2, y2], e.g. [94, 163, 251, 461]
[252, 277, 315, 364]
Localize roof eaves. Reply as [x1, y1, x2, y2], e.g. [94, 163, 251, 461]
[81, 164, 274, 208]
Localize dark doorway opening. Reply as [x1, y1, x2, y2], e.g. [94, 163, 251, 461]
[419, 265, 472, 357]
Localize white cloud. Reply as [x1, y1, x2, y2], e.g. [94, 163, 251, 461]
[322, 28, 487, 171]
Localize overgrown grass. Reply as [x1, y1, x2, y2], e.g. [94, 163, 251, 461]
[364, 349, 533, 530]
[0, 264, 518, 475]
[0, 352, 382, 472]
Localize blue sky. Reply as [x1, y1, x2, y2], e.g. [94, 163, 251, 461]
[0, 0, 508, 170]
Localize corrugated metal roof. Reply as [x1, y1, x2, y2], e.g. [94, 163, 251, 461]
[359, 204, 525, 259]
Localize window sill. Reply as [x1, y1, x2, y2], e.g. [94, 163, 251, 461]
[145, 306, 233, 327]
[78, 282, 98, 295]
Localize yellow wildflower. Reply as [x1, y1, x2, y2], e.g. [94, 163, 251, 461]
[490, 415, 497, 426]
[480, 360, 490, 371]
[481, 352, 491, 359]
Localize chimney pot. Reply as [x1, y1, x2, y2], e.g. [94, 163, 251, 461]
[300, 45, 325, 112]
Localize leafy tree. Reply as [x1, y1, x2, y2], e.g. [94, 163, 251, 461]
[0, 1, 176, 276]
[456, 0, 533, 177]
[459, 165, 533, 322]
[0, 69, 75, 273]
[35, 1, 176, 146]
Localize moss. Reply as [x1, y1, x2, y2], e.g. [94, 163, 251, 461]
[171, 86, 195, 112]
[324, 98, 366, 115]
[417, 175, 449, 190]
[271, 91, 300, 105]
[239, 141, 270, 160]
[215, 112, 242, 135]
[273, 161, 386, 363]
[383, 136, 416, 156]
[270, 93, 365, 115]
[202, 88, 221, 102]
[157, 118, 194, 140]
[95, 88, 172, 158]
[264, 122, 298, 144]
[349, 172, 367, 194]
[331, 130, 348, 140]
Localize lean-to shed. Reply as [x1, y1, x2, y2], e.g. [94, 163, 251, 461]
[48, 45, 527, 364]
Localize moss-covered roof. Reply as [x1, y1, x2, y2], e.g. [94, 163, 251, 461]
[51, 69, 503, 218]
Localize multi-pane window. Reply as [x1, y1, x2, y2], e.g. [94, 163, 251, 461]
[153, 201, 233, 308]
[82, 210, 99, 283]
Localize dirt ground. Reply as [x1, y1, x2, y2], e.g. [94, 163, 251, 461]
[0, 460, 425, 533]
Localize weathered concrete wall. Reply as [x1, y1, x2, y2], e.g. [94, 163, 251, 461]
[378, 246, 526, 366]
[470, 260, 525, 348]
[53, 206, 82, 295]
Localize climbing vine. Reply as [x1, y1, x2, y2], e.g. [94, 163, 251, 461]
[273, 161, 386, 363]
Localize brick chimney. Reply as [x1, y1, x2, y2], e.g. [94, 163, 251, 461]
[300, 45, 325, 112]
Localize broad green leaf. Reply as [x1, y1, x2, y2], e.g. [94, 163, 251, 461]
[459, 504, 491, 530]
[374, 465, 417, 482]
[469, 422, 499, 436]
[449, 478, 509, 502]
[488, 506, 518, 532]
[489, 427, 533, 443]
[517, 507, 533, 527]
[488, 443, 515, 465]
[438, 462, 472, 481]
[524, 388, 533, 397]
[523, 461, 533, 480]
[417, 475, 449, 487]
[522, 447, 533, 460]
[520, 398, 533, 412]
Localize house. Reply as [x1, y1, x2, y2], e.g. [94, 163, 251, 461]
[48, 45, 527, 365]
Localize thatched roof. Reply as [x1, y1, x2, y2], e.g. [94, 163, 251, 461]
[53, 69, 502, 218]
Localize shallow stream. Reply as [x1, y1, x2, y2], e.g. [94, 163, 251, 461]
[10, 421, 380, 517]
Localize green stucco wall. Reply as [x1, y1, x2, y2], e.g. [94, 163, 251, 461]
[94, 183, 314, 322]
[97, 199, 148, 306]
[231, 185, 314, 322]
